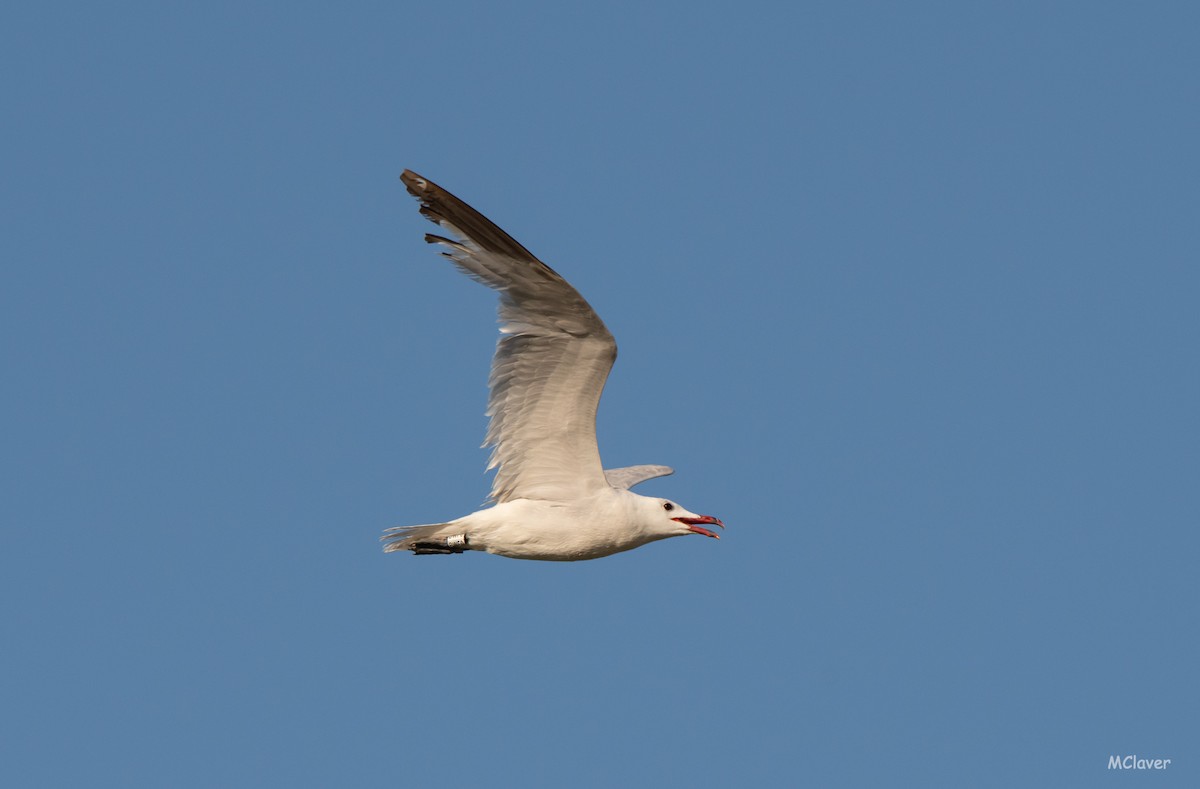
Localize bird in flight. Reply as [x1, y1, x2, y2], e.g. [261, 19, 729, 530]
[383, 171, 723, 561]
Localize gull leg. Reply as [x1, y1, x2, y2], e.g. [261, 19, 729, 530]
[411, 533, 469, 555]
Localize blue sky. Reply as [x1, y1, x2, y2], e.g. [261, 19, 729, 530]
[2, 2, 1197, 787]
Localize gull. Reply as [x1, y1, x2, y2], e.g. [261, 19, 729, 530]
[382, 171, 723, 561]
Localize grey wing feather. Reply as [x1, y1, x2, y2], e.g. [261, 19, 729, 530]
[401, 170, 617, 503]
[604, 465, 675, 490]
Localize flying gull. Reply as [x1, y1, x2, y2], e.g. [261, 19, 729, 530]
[382, 171, 723, 561]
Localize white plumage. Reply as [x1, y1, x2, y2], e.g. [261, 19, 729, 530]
[382, 171, 723, 561]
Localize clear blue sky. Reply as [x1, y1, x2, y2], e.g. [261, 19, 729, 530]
[2, 2, 1197, 787]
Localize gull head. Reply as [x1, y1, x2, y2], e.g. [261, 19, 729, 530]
[635, 494, 724, 540]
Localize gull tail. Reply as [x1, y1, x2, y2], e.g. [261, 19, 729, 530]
[381, 522, 469, 555]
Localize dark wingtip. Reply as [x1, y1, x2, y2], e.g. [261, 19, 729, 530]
[397, 169, 542, 263]
[400, 169, 428, 197]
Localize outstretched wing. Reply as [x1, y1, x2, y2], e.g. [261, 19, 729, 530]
[604, 465, 675, 490]
[401, 170, 616, 503]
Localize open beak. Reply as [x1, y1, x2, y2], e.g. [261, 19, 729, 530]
[673, 515, 724, 540]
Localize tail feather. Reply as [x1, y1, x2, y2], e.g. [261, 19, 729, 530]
[381, 522, 457, 554]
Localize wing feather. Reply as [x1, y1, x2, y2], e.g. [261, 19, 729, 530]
[401, 170, 616, 502]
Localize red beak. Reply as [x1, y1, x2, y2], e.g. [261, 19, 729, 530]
[673, 515, 724, 539]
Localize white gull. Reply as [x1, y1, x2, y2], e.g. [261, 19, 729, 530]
[382, 171, 723, 561]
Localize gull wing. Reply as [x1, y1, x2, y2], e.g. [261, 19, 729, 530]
[604, 465, 675, 490]
[401, 170, 616, 503]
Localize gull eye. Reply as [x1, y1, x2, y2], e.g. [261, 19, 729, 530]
[662, 501, 675, 512]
